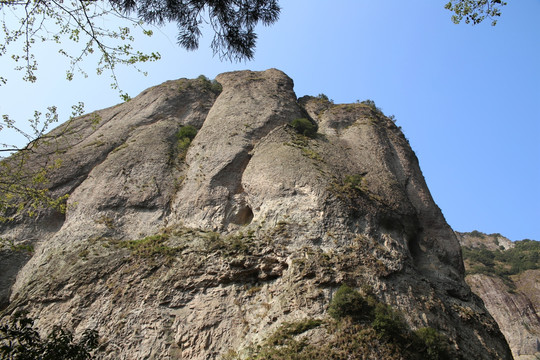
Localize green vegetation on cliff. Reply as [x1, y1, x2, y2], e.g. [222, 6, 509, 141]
[176, 125, 198, 160]
[462, 239, 540, 279]
[226, 284, 453, 360]
[291, 118, 317, 138]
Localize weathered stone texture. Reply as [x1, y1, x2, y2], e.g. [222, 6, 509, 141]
[457, 232, 540, 360]
[0, 69, 513, 359]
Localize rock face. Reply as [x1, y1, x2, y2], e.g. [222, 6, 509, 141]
[457, 231, 514, 251]
[457, 231, 540, 360]
[0, 69, 512, 359]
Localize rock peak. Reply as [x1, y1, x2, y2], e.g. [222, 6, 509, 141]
[0, 69, 512, 359]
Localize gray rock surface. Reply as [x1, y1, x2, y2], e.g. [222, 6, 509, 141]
[457, 231, 540, 360]
[0, 69, 512, 359]
[467, 273, 540, 360]
[456, 231, 514, 251]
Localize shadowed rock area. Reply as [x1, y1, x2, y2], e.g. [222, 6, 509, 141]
[0, 69, 512, 359]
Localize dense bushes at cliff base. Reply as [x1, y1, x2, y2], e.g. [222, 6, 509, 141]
[0, 313, 98, 360]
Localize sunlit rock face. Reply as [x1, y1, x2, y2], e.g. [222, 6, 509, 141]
[457, 231, 540, 360]
[1, 69, 512, 359]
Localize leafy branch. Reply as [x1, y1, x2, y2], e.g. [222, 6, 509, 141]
[1, 0, 160, 96]
[445, 0, 507, 26]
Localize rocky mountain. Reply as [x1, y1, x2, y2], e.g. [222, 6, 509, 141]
[456, 231, 540, 360]
[0, 69, 513, 359]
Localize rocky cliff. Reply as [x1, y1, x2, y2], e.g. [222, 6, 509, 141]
[457, 231, 540, 360]
[0, 69, 512, 359]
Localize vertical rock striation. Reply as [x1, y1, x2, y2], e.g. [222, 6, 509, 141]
[0, 69, 512, 359]
[457, 231, 540, 360]
[170, 69, 304, 230]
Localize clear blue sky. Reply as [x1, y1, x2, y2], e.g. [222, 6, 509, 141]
[1, 1, 539, 241]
